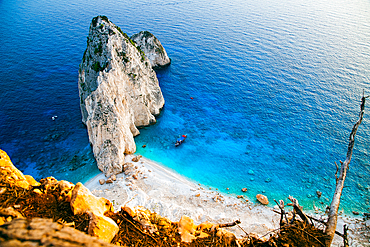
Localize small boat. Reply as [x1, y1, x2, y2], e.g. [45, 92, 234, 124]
[175, 135, 187, 147]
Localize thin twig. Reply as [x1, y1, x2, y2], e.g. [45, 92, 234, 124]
[236, 224, 249, 237]
[218, 219, 241, 228]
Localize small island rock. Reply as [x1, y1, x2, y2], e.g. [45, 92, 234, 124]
[78, 16, 165, 177]
[130, 31, 171, 68]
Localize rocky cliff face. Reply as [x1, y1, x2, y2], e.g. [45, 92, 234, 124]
[78, 16, 165, 176]
[131, 31, 171, 68]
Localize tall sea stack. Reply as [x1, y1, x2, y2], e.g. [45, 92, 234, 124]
[78, 16, 166, 176]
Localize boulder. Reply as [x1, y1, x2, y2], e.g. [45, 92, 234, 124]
[178, 215, 197, 243]
[24, 175, 41, 187]
[0, 149, 31, 189]
[256, 194, 269, 205]
[216, 228, 236, 245]
[88, 213, 119, 242]
[178, 216, 210, 243]
[70, 182, 118, 242]
[57, 180, 74, 202]
[132, 155, 142, 162]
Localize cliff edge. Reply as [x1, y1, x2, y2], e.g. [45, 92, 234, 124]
[78, 16, 165, 177]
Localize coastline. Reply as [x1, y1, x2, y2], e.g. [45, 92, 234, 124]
[84, 154, 368, 245]
[85, 154, 280, 237]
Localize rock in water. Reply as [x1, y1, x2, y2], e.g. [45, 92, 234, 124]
[256, 194, 269, 205]
[130, 31, 171, 68]
[78, 16, 165, 176]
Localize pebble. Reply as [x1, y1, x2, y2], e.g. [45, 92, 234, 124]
[99, 179, 105, 185]
[352, 211, 360, 215]
[248, 169, 254, 175]
[265, 178, 271, 183]
[241, 188, 247, 192]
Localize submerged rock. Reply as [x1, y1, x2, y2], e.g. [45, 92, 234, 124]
[130, 31, 171, 68]
[78, 16, 165, 176]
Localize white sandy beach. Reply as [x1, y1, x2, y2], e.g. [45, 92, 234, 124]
[84, 154, 369, 246]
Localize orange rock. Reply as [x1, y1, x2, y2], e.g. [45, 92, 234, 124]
[57, 180, 74, 202]
[0, 149, 31, 189]
[24, 175, 41, 187]
[132, 155, 142, 162]
[122, 206, 136, 218]
[88, 212, 119, 242]
[197, 221, 216, 232]
[178, 216, 197, 243]
[216, 228, 236, 245]
[241, 188, 247, 192]
[256, 194, 269, 205]
[70, 182, 118, 242]
[195, 194, 200, 197]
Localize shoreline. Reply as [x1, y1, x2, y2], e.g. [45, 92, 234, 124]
[84, 154, 368, 245]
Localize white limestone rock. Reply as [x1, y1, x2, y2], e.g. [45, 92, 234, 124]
[130, 31, 171, 68]
[78, 16, 165, 176]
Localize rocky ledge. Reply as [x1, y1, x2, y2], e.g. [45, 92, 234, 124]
[78, 16, 167, 177]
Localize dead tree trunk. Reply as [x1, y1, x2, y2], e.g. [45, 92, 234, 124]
[325, 94, 368, 246]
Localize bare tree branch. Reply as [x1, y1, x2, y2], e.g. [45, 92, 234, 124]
[325, 94, 368, 246]
[288, 196, 310, 225]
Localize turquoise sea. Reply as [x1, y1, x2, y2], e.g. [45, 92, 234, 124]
[1, 0, 370, 213]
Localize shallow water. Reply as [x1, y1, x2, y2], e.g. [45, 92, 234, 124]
[1, 0, 370, 212]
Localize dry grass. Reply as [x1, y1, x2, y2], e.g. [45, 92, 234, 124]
[0, 174, 330, 246]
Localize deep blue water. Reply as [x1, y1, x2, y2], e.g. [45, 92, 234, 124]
[1, 0, 370, 213]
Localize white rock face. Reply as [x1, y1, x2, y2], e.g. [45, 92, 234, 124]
[130, 31, 171, 68]
[78, 16, 165, 176]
